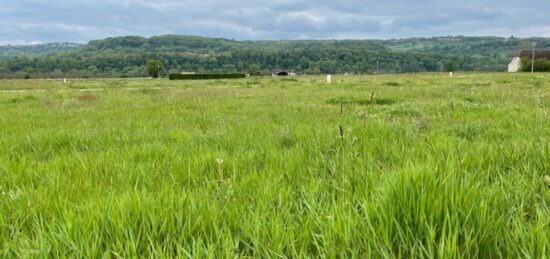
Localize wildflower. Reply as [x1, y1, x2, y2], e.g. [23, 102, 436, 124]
[544, 175, 550, 187]
[216, 158, 224, 164]
[9, 188, 22, 200]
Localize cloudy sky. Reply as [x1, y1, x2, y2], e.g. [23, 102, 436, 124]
[1, 0, 549, 45]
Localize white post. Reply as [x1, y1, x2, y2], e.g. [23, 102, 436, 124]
[64, 78, 67, 83]
[326, 74, 332, 83]
[449, 72, 453, 77]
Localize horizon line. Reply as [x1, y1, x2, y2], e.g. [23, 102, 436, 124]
[1, 34, 549, 47]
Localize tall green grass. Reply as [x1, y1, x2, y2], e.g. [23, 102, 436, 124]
[0, 74, 549, 257]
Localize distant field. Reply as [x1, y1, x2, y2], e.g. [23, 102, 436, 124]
[1, 73, 549, 257]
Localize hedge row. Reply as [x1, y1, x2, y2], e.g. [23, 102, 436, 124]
[169, 73, 247, 80]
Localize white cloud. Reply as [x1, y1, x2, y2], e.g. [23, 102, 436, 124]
[0, 0, 549, 44]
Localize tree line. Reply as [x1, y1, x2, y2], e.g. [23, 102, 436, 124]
[0, 35, 548, 78]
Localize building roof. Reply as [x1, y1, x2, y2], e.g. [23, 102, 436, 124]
[515, 49, 550, 59]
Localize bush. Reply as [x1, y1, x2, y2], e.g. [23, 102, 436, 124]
[169, 73, 247, 80]
[520, 57, 550, 72]
[534, 59, 550, 72]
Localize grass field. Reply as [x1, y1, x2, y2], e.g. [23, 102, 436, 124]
[1, 73, 550, 257]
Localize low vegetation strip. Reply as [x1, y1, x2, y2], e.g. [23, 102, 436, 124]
[326, 96, 397, 106]
[169, 73, 247, 80]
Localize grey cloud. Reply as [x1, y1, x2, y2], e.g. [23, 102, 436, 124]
[0, 0, 549, 44]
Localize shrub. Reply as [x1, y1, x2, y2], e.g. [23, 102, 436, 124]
[534, 59, 550, 72]
[169, 73, 247, 80]
[520, 57, 550, 72]
[383, 81, 400, 86]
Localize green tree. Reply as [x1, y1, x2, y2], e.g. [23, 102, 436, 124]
[443, 60, 457, 72]
[248, 64, 262, 76]
[520, 57, 532, 72]
[146, 60, 164, 78]
[520, 57, 550, 72]
[534, 59, 550, 72]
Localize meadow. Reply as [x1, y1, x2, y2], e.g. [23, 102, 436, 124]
[0, 73, 549, 257]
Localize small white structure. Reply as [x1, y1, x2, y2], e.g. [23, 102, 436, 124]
[508, 57, 521, 72]
[326, 74, 332, 83]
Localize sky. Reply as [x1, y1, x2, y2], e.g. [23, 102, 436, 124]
[1, 0, 549, 45]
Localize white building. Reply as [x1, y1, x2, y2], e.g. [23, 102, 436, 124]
[508, 50, 550, 72]
[507, 57, 521, 72]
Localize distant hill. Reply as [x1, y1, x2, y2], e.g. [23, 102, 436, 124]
[1, 35, 549, 78]
[0, 43, 83, 60]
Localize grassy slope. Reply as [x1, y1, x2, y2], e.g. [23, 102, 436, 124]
[0, 74, 549, 257]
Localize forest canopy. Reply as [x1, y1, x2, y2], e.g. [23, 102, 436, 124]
[1, 35, 549, 78]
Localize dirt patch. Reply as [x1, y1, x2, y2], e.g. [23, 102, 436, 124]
[76, 95, 97, 101]
[326, 96, 397, 106]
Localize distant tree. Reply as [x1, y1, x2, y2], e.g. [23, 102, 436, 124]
[0, 66, 10, 76]
[146, 60, 164, 78]
[50, 69, 64, 78]
[306, 64, 321, 75]
[360, 64, 373, 74]
[249, 64, 262, 76]
[534, 59, 550, 72]
[221, 64, 237, 73]
[443, 60, 457, 71]
[520, 57, 550, 72]
[67, 69, 84, 78]
[520, 57, 531, 72]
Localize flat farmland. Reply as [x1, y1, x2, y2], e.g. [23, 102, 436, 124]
[1, 73, 549, 257]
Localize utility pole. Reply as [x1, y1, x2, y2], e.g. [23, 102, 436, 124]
[531, 42, 536, 74]
[376, 60, 379, 75]
[158, 65, 161, 79]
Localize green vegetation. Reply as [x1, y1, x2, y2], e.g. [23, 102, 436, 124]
[1, 35, 550, 78]
[0, 73, 549, 257]
[169, 73, 247, 80]
[521, 57, 550, 72]
[146, 59, 165, 78]
[0, 43, 82, 60]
